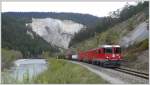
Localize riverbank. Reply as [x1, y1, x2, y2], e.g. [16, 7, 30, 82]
[1, 59, 48, 84]
[1, 58, 108, 84]
[32, 58, 107, 84]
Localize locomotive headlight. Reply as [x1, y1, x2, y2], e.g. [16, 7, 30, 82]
[116, 54, 119, 56]
[106, 56, 109, 59]
[112, 54, 115, 58]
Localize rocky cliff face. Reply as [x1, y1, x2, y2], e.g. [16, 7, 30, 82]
[119, 20, 149, 47]
[27, 18, 86, 49]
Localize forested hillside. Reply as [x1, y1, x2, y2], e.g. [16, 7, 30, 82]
[3, 12, 102, 28]
[69, 1, 149, 47]
[3, 12, 122, 46]
[2, 15, 59, 58]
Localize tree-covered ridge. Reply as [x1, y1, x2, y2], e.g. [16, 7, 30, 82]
[69, 1, 149, 47]
[2, 15, 59, 58]
[2, 12, 102, 28]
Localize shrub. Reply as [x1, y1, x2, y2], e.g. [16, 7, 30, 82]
[2, 49, 23, 70]
[132, 39, 149, 52]
[123, 52, 137, 62]
[42, 51, 49, 58]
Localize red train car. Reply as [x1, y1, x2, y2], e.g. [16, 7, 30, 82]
[78, 45, 122, 67]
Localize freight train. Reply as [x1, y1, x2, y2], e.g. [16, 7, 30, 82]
[66, 45, 122, 67]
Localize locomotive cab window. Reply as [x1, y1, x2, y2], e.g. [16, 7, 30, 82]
[104, 48, 112, 54]
[115, 47, 121, 53]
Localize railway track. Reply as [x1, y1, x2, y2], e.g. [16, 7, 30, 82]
[68, 59, 149, 80]
[114, 67, 149, 79]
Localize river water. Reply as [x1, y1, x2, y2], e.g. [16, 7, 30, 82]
[2, 59, 48, 82]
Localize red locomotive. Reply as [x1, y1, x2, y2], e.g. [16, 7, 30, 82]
[66, 45, 122, 67]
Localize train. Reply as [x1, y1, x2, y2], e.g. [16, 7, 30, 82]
[66, 45, 122, 67]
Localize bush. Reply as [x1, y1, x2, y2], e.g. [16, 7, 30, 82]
[123, 52, 137, 62]
[57, 54, 66, 59]
[138, 39, 149, 50]
[41, 51, 51, 59]
[127, 20, 134, 31]
[1, 49, 23, 70]
[132, 39, 149, 52]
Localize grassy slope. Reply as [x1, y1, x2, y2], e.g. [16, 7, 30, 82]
[32, 58, 108, 84]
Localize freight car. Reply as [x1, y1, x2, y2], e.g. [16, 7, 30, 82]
[71, 55, 78, 60]
[65, 49, 73, 60]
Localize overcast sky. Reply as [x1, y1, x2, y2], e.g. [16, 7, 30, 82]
[2, 2, 137, 17]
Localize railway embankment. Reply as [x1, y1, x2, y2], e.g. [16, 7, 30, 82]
[70, 60, 149, 84]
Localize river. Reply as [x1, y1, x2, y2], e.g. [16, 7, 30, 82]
[2, 59, 48, 83]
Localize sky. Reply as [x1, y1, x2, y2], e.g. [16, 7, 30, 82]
[2, 2, 137, 17]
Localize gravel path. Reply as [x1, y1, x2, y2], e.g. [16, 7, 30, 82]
[69, 60, 149, 84]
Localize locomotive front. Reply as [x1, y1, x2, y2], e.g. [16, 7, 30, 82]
[102, 45, 122, 67]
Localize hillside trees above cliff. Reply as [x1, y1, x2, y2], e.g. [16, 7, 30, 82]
[69, 1, 149, 47]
